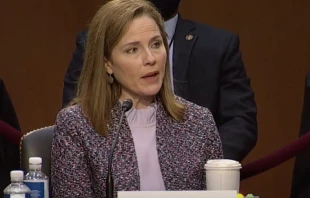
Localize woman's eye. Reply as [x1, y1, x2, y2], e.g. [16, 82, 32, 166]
[127, 47, 138, 54]
[152, 41, 162, 48]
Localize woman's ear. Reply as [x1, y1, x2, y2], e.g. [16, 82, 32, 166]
[105, 59, 113, 75]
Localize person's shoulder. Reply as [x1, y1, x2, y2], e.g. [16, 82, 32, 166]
[175, 96, 217, 133]
[176, 96, 213, 120]
[180, 18, 237, 45]
[188, 18, 236, 37]
[57, 104, 82, 121]
[55, 105, 86, 135]
[75, 30, 88, 44]
[0, 78, 4, 90]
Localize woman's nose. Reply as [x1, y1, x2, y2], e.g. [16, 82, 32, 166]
[143, 49, 156, 66]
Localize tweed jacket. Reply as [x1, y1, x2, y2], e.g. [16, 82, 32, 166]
[51, 97, 223, 198]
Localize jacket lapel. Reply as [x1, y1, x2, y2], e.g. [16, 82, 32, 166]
[155, 99, 172, 190]
[155, 98, 186, 190]
[173, 16, 197, 100]
[109, 102, 140, 191]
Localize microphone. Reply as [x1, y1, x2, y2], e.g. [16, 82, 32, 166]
[106, 99, 133, 198]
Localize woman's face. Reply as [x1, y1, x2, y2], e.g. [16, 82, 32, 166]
[106, 15, 167, 103]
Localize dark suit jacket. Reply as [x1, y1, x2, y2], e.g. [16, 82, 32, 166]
[0, 78, 21, 196]
[290, 73, 310, 198]
[52, 97, 223, 197]
[62, 16, 257, 161]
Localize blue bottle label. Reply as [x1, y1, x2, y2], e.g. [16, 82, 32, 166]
[4, 194, 30, 198]
[23, 181, 48, 198]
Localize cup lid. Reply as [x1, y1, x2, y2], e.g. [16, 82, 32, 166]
[204, 159, 241, 168]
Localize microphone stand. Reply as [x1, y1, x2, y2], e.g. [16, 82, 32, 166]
[106, 100, 132, 198]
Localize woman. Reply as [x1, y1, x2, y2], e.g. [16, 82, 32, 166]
[51, 0, 223, 197]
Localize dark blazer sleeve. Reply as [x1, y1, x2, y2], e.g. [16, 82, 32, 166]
[218, 35, 258, 161]
[62, 31, 87, 107]
[0, 79, 20, 131]
[0, 79, 21, 197]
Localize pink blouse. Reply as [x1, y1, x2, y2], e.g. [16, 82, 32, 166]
[126, 103, 165, 191]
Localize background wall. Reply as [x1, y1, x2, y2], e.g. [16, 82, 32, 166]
[0, 0, 104, 132]
[1, 0, 310, 197]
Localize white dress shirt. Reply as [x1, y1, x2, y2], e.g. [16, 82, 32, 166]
[163, 14, 178, 91]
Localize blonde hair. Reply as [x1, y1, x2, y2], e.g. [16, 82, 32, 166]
[73, 0, 185, 136]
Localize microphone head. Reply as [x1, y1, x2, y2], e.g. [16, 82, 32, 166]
[122, 99, 133, 112]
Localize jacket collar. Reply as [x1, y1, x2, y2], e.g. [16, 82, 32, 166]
[172, 15, 198, 99]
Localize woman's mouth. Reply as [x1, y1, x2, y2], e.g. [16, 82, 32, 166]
[142, 71, 159, 78]
[141, 71, 159, 82]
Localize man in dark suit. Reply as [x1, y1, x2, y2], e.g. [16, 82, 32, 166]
[62, 0, 257, 161]
[0, 78, 21, 196]
[290, 72, 310, 198]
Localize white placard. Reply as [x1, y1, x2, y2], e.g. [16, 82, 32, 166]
[118, 190, 237, 198]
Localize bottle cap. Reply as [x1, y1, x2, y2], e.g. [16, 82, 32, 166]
[29, 157, 42, 164]
[11, 170, 24, 181]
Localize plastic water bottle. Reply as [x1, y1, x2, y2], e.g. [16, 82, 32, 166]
[24, 157, 49, 198]
[3, 170, 31, 198]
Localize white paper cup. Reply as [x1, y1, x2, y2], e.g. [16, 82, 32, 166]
[204, 159, 241, 192]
